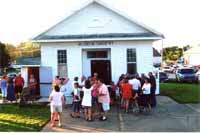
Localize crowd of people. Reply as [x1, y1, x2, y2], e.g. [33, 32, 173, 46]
[50, 73, 110, 127]
[49, 72, 157, 127]
[1, 71, 157, 128]
[0, 74, 37, 103]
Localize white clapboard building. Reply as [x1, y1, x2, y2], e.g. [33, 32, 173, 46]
[22, 0, 164, 97]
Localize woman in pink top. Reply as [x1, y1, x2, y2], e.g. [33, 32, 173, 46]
[96, 78, 110, 121]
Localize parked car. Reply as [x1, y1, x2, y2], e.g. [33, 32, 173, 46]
[159, 72, 169, 83]
[176, 68, 198, 83]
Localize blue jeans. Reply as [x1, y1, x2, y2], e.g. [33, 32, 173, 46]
[1, 87, 7, 97]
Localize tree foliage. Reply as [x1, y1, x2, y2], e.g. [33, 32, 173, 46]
[163, 46, 183, 61]
[0, 42, 11, 70]
[5, 42, 40, 61]
[163, 45, 191, 61]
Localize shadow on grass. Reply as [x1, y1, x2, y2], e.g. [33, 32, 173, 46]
[0, 119, 40, 131]
[0, 104, 50, 131]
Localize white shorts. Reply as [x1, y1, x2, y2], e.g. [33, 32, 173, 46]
[102, 103, 110, 111]
[50, 105, 62, 113]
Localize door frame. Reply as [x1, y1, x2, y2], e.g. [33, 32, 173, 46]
[27, 67, 40, 95]
[82, 48, 111, 78]
[91, 59, 112, 84]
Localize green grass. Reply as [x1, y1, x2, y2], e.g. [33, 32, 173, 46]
[0, 104, 50, 131]
[160, 83, 200, 103]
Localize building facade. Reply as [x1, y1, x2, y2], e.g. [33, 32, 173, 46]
[31, 0, 163, 96]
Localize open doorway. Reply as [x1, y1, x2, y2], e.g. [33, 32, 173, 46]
[91, 60, 111, 84]
[28, 67, 40, 95]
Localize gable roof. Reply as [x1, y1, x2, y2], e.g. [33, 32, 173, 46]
[32, 0, 164, 42]
[153, 48, 161, 57]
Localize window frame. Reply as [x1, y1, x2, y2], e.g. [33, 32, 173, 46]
[57, 50, 67, 64]
[127, 48, 137, 74]
[57, 49, 68, 77]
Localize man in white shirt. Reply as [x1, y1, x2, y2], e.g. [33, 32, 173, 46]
[129, 75, 141, 94]
[128, 75, 141, 112]
[60, 78, 73, 105]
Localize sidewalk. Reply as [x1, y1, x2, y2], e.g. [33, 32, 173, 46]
[42, 106, 120, 132]
[121, 96, 200, 132]
[39, 96, 200, 132]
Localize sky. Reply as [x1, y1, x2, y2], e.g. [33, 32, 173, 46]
[0, 0, 200, 50]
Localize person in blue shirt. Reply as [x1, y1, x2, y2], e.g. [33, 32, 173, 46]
[0, 75, 7, 102]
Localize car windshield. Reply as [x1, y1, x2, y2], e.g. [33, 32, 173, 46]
[180, 69, 194, 74]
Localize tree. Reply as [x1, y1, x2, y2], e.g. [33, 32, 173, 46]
[4, 42, 40, 62]
[163, 46, 183, 61]
[0, 42, 11, 73]
[183, 45, 191, 51]
[5, 44, 16, 62]
[15, 42, 40, 58]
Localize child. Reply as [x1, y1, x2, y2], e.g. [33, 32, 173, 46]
[49, 85, 64, 127]
[71, 83, 81, 118]
[81, 80, 93, 121]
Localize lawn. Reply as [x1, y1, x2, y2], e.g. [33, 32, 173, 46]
[0, 104, 50, 131]
[160, 83, 200, 103]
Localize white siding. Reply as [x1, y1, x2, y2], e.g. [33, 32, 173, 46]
[111, 43, 127, 83]
[21, 67, 28, 87]
[137, 43, 154, 74]
[41, 44, 57, 79]
[111, 41, 154, 82]
[41, 43, 82, 80]
[67, 45, 82, 78]
[45, 3, 147, 36]
[40, 40, 154, 84]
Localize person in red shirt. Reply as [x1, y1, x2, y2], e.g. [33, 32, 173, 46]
[120, 78, 132, 113]
[14, 74, 24, 99]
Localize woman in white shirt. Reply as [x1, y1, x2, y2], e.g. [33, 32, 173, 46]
[81, 80, 94, 121]
[141, 78, 151, 109]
